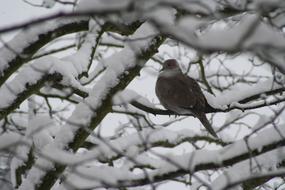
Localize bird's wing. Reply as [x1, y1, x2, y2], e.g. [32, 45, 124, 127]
[181, 75, 207, 112]
[155, 76, 197, 111]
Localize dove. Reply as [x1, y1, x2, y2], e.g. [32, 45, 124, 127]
[155, 59, 218, 138]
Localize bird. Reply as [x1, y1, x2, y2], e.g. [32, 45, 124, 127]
[155, 59, 218, 138]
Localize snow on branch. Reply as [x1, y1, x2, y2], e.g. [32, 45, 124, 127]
[0, 132, 24, 150]
[212, 146, 285, 190]
[0, 21, 103, 121]
[17, 22, 164, 190]
[10, 22, 103, 188]
[8, 18, 150, 189]
[149, 13, 285, 73]
[0, 19, 143, 119]
[205, 78, 285, 109]
[0, 18, 89, 87]
[36, 127, 225, 167]
[113, 89, 155, 108]
[127, 78, 285, 116]
[3, 1, 285, 190]
[62, 123, 285, 189]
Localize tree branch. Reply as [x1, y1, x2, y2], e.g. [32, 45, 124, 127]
[130, 87, 285, 116]
[62, 123, 285, 189]
[17, 23, 165, 190]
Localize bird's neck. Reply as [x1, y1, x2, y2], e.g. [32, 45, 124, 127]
[159, 68, 182, 78]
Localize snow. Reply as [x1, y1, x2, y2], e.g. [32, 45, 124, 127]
[249, 0, 285, 9]
[147, 11, 285, 72]
[0, 133, 23, 150]
[64, 165, 135, 189]
[76, 0, 131, 12]
[228, 93, 285, 110]
[0, 19, 101, 116]
[79, 60, 106, 84]
[204, 78, 284, 109]
[126, 22, 157, 53]
[146, 6, 176, 26]
[8, 134, 31, 186]
[63, 20, 100, 76]
[113, 89, 155, 108]
[40, 86, 82, 103]
[27, 116, 56, 150]
[11, 101, 56, 187]
[244, 18, 285, 49]
[0, 56, 83, 109]
[58, 123, 285, 189]
[3, 1, 285, 189]
[0, 18, 87, 76]
[11, 21, 103, 190]
[43, 0, 56, 8]
[192, 14, 260, 50]
[21, 158, 54, 190]
[223, 110, 243, 125]
[17, 21, 160, 190]
[39, 127, 197, 165]
[212, 146, 285, 190]
[163, 12, 285, 52]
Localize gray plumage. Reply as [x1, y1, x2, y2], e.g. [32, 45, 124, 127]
[155, 59, 218, 138]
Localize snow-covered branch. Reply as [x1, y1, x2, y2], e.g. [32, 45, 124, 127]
[61, 123, 285, 189]
[16, 22, 164, 190]
[128, 78, 285, 116]
[1, 1, 285, 189]
[0, 18, 89, 87]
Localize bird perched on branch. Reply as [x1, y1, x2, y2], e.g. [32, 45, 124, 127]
[155, 59, 218, 138]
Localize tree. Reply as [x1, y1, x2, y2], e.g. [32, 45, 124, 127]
[0, 0, 285, 189]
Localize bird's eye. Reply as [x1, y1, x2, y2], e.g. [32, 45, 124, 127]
[163, 59, 177, 69]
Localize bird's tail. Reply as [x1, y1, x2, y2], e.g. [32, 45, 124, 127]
[197, 113, 218, 138]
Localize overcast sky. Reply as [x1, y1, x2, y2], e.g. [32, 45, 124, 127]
[0, 0, 71, 41]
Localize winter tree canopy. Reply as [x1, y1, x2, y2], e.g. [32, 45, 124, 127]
[1, 0, 285, 189]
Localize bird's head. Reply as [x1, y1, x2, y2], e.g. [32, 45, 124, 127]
[159, 59, 182, 77]
[161, 59, 181, 72]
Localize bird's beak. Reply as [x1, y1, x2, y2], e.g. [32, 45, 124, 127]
[159, 68, 163, 72]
